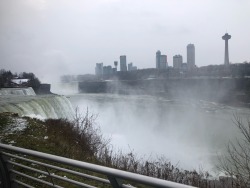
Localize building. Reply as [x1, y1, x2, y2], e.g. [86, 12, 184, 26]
[120, 55, 127, 71]
[173, 55, 183, 69]
[187, 44, 195, 69]
[182, 63, 188, 71]
[95, 63, 103, 76]
[156, 50, 161, 69]
[112, 68, 117, 74]
[128, 63, 132, 71]
[103, 65, 113, 75]
[156, 51, 167, 69]
[114, 61, 118, 71]
[160, 55, 167, 69]
[11, 79, 29, 85]
[128, 63, 137, 71]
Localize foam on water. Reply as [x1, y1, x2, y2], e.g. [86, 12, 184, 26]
[0, 95, 74, 119]
[0, 87, 36, 96]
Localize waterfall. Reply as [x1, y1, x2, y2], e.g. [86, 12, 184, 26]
[0, 87, 36, 96]
[0, 95, 74, 120]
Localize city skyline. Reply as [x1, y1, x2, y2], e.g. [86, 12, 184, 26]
[0, 0, 250, 83]
[96, 43, 193, 73]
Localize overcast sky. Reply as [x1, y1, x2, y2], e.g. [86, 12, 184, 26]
[1, 0, 250, 82]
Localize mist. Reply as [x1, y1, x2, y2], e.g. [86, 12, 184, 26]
[66, 92, 248, 172]
[1, 0, 250, 83]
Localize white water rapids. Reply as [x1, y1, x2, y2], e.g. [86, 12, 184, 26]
[0, 87, 74, 119]
[0, 87, 36, 96]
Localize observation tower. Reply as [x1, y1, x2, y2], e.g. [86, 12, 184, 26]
[222, 33, 231, 65]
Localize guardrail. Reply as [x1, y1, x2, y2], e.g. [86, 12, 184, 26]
[0, 143, 196, 188]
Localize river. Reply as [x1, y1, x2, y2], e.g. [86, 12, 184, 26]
[1, 85, 248, 174]
[65, 92, 250, 173]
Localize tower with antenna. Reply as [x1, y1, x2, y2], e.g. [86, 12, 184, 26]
[222, 33, 231, 65]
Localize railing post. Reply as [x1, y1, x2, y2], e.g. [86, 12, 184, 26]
[0, 154, 11, 188]
[107, 176, 122, 188]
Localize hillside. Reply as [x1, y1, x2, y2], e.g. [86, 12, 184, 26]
[0, 112, 237, 188]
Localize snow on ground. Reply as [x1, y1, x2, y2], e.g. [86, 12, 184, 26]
[0, 116, 28, 144]
[12, 118, 27, 132]
[5, 117, 28, 133]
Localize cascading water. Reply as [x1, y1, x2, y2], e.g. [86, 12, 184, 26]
[0, 88, 74, 119]
[0, 87, 36, 96]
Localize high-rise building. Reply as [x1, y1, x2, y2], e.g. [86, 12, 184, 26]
[120, 55, 127, 71]
[187, 44, 195, 69]
[156, 50, 161, 69]
[128, 63, 137, 71]
[156, 51, 167, 69]
[95, 63, 103, 76]
[173, 55, 183, 69]
[128, 63, 133, 71]
[160, 55, 167, 69]
[103, 65, 113, 75]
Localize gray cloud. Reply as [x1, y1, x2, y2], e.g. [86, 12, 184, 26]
[0, 0, 250, 82]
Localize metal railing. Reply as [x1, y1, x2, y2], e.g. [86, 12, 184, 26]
[0, 143, 195, 188]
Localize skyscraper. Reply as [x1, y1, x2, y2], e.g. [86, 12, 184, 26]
[156, 50, 167, 69]
[173, 55, 183, 69]
[187, 44, 195, 69]
[159, 55, 167, 69]
[95, 63, 103, 76]
[103, 65, 112, 75]
[120, 55, 127, 71]
[156, 50, 161, 69]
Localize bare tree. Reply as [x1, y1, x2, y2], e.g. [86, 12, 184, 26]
[217, 115, 250, 187]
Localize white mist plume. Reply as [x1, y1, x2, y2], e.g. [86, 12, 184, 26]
[68, 93, 246, 171]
